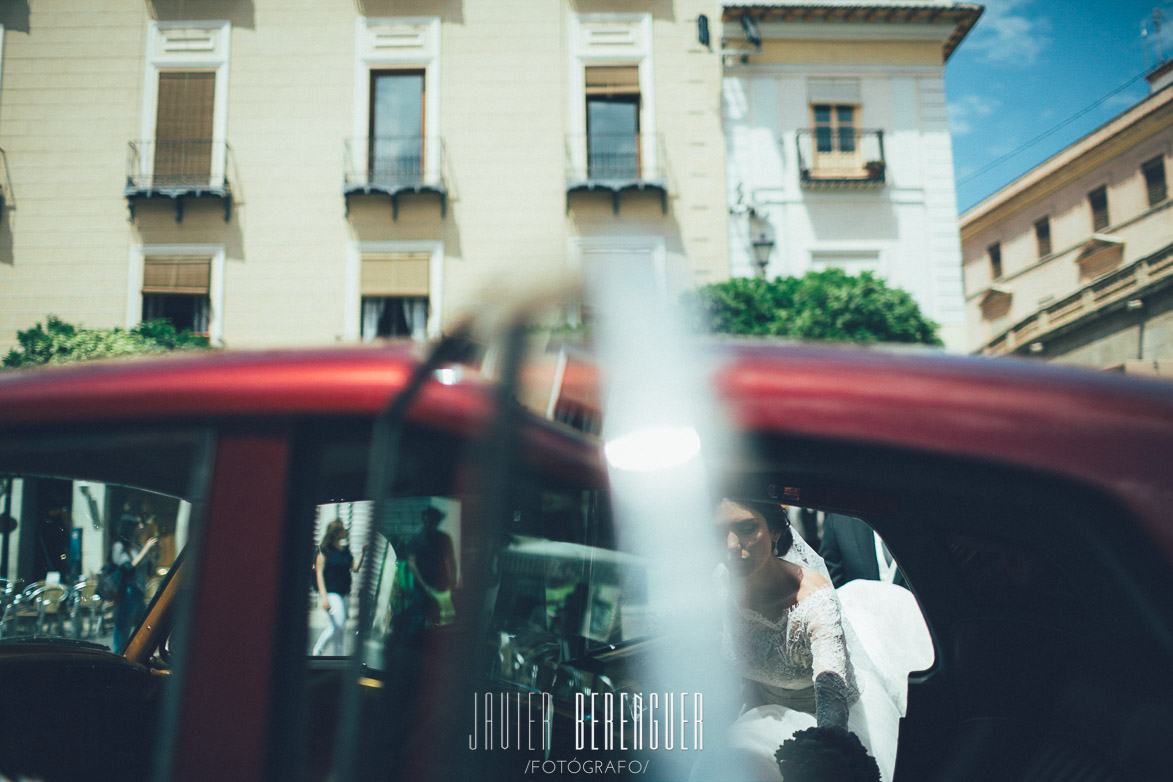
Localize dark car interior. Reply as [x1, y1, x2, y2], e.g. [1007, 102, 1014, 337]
[728, 433, 1173, 782]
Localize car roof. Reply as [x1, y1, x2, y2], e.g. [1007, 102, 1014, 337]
[0, 345, 487, 427]
[2, 341, 1170, 555]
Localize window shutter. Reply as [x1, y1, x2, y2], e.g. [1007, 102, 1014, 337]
[156, 71, 215, 142]
[155, 71, 215, 182]
[361, 252, 430, 296]
[142, 256, 212, 294]
[585, 66, 640, 96]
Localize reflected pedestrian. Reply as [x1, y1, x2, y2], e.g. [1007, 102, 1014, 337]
[313, 520, 365, 656]
[110, 512, 156, 654]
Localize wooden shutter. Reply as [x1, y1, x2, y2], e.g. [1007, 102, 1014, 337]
[361, 252, 430, 296]
[154, 71, 215, 182]
[143, 256, 212, 294]
[585, 66, 640, 96]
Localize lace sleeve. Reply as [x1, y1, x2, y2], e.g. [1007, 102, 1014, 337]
[804, 588, 861, 727]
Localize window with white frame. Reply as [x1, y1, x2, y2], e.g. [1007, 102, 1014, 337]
[129, 244, 226, 342]
[361, 251, 431, 341]
[143, 256, 212, 334]
[354, 18, 441, 187]
[585, 66, 641, 179]
[806, 79, 868, 177]
[140, 22, 231, 188]
[348, 242, 443, 342]
[570, 14, 655, 181]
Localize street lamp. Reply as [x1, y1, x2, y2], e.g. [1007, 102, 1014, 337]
[751, 235, 774, 278]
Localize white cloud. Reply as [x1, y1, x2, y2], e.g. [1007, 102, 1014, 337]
[948, 93, 1001, 136]
[1103, 91, 1144, 110]
[965, 0, 1051, 66]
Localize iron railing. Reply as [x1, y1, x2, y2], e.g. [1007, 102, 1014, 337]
[344, 136, 446, 190]
[565, 133, 666, 184]
[795, 128, 886, 185]
[126, 139, 229, 191]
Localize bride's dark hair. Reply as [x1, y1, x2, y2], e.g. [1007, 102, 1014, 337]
[729, 499, 793, 556]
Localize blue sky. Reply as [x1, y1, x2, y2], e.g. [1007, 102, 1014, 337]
[946, 0, 1170, 213]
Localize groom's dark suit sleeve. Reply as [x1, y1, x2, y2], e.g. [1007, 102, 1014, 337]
[818, 516, 849, 588]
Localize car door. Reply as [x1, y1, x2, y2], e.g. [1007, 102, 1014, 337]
[0, 424, 212, 782]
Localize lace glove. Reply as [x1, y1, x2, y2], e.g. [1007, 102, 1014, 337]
[814, 671, 851, 730]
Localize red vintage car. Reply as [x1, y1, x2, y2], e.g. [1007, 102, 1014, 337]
[0, 297, 1171, 782]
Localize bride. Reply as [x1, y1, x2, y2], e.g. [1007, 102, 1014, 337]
[698, 499, 929, 782]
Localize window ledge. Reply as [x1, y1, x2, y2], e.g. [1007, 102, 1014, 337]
[565, 178, 668, 215]
[124, 183, 232, 223]
[343, 181, 447, 220]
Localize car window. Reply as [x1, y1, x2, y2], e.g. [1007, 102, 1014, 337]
[0, 429, 201, 650]
[0, 427, 208, 782]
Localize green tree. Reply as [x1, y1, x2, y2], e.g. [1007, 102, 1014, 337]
[2, 316, 212, 369]
[683, 269, 942, 346]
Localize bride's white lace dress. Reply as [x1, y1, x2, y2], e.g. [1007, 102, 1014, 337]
[702, 566, 932, 781]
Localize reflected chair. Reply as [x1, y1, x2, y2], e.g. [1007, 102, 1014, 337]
[69, 579, 104, 639]
[1, 582, 69, 637]
[30, 582, 70, 635]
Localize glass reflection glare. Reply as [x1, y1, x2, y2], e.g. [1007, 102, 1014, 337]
[603, 425, 701, 472]
[434, 367, 460, 386]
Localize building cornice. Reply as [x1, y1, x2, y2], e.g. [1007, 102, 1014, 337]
[755, 20, 958, 41]
[722, 3, 982, 61]
[961, 87, 1173, 241]
[724, 62, 946, 75]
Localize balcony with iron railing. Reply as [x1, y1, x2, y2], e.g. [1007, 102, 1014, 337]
[795, 129, 886, 189]
[125, 139, 232, 222]
[343, 136, 447, 219]
[565, 133, 668, 214]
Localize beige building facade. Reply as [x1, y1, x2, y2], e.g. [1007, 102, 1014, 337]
[961, 63, 1173, 373]
[0, 1, 730, 351]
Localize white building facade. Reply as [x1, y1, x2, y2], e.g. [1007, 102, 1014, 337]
[721, 1, 981, 350]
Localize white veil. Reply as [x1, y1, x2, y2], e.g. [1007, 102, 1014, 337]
[779, 523, 916, 716]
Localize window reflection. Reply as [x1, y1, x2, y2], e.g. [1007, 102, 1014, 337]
[0, 458, 193, 649]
